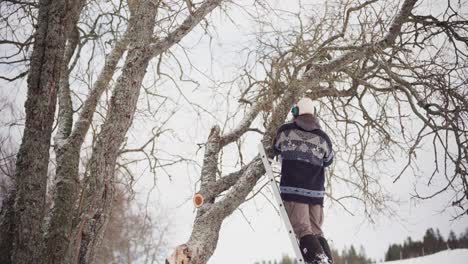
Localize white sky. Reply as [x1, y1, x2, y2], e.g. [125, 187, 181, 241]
[0, 0, 467, 263]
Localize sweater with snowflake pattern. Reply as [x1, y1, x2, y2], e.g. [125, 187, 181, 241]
[273, 115, 333, 205]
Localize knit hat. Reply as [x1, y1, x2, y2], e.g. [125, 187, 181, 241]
[294, 97, 315, 116]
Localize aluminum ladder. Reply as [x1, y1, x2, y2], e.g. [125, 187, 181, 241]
[258, 143, 304, 263]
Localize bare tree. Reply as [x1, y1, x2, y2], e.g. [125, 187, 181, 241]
[1, 0, 466, 264]
[68, 1, 225, 263]
[0, 0, 36, 82]
[1, 0, 228, 263]
[167, 0, 467, 263]
[9, 0, 82, 263]
[95, 184, 170, 264]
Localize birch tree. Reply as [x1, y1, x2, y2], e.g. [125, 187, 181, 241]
[167, 0, 467, 263]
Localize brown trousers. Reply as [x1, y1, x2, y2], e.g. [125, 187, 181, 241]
[284, 201, 324, 239]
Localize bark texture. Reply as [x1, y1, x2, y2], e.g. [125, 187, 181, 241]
[68, 1, 225, 262]
[43, 1, 127, 263]
[0, 190, 15, 264]
[11, 0, 74, 263]
[71, 1, 158, 262]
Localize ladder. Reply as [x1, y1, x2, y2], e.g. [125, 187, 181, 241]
[258, 144, 305, 263]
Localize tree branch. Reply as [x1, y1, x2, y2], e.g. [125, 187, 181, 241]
[149, 0, 223, 57]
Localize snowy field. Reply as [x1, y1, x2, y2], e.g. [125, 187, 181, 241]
[380, 249, 468, 264]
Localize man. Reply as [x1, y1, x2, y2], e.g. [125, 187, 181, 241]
[273, 97, 334, 264]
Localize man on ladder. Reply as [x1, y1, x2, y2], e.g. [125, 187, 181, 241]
[272, 97, 334, 264]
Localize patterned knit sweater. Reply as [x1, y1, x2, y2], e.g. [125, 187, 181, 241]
[273, 115, 333, 205]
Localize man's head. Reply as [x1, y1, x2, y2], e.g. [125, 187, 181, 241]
[291, 97, 321, 130]
[291, 97, 315, 117]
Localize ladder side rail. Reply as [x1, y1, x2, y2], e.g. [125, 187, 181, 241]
[258, 144, 304, 263]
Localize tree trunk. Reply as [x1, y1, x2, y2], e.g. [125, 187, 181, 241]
[12, 0, 73, 263]
[0, 190, 15, 264]
[72, 1, 159, 263]
[54, 35, 129, 264]
[68, 1, 225, 262]
[186, 216, 223, 264]
[42, 2, 91, 263]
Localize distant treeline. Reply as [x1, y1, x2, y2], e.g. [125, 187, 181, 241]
[253, 227, 468, 264]
[253, 244, 373, 264]
[253, 255, 298, 264]
[331, 245, 373, 264]
[384, 227, 468, 261]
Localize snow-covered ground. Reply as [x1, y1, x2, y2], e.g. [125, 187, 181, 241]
[380, 249, 468, 264]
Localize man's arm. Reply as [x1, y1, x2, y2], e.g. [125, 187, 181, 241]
[272, 125, 286, 156]
[272, 131, 281, 156]
[323, 134, 334, 167]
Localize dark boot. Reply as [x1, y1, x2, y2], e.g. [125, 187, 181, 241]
[299, 235, 328, 263]
[318, 236, 333, 264]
